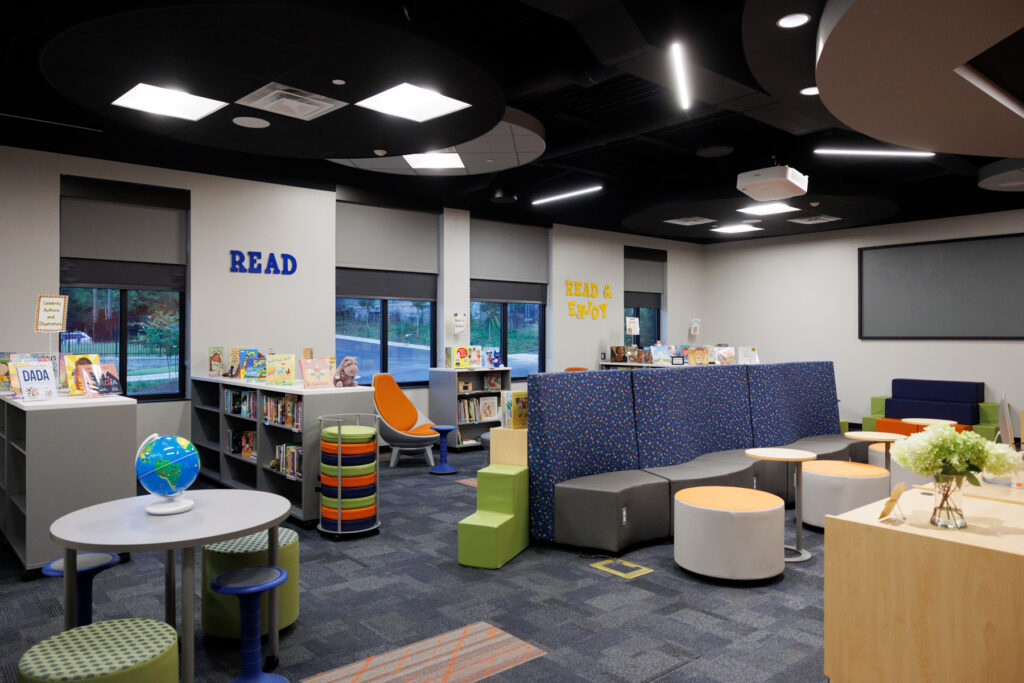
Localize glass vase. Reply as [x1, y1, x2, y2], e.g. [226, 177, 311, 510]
[931, 474, 966, 529]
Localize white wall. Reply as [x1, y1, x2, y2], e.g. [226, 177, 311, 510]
[702, 209, 1024, 422]
[0, 146, 337, 438]
[546, 224, 705, 371]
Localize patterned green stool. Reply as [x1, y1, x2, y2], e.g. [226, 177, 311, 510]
[18, 618, 177, 682]
[201, 528, 299, 638]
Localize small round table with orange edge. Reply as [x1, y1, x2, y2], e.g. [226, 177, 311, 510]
[843, 431, 905, 473]
[744, 447, 817, 562]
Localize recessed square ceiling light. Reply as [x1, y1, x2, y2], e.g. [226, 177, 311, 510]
[737, 202, 799, 216]
[777, 13, 811, 28]
[800, 86, 819, 96]
[664, 216, 715, 226]
[404, 151, 464, 169]
[112, 83, 226, 121]
[712, 224, 764, 234]
[356, 83, 470, 122]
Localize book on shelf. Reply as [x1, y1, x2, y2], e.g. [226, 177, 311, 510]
[651, 345, 672, 365]
[300, 358, 333, 388]
[610, 346, 626, 362]
[228, 429, 257, 462]
[266, 353, 296, 386]
[264, 394, 303, 429]
[227, 346, 243, 377]
[712, 346, 737, 365]
[273, 443, 303, 480]
[240, 350, 266, 382]
[14, 361, 58, 401]
[483, 371, 502, 391]
[63, 353, 100, 395]
[689, 347, 709, 366]
[485, 347, 503, 368]
[0, 352, 10, 391]
[737, 346, 760, 364]
[479, 395, 499, 420]
[208, 346, 224, 376]
[502, 390, 528, 429]
[78, 364, 121, 396]
[302, 347, 314, 360]
[225, 388, 256, 418]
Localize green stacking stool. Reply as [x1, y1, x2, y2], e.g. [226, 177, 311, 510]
[201, 528, 299, 638]
[458, 464, 528, 569]
[321, 424, 376, 444]
[18, 618, 177, 683]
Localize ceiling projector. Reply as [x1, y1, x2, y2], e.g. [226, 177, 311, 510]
[737, 165, 808, 201]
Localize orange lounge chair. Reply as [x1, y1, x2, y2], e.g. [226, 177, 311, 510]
[373, 373, 439, 468]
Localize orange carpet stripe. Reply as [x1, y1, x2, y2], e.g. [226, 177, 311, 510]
[441, 625, 471, 682]
[423, 642, 530, 683]
[352, 654, 375, 683]
[392, 646, 412, 675]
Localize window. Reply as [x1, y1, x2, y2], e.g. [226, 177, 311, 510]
[335, 297, 435, 385]
[624, 306, 660, 348]
[470, 301, 544, 379]
[60, 286, 184, 398]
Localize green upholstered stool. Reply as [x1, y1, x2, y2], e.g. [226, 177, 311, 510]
[201, 528, 299, 638]
[458, 464, 528, 569]
[321, 425, 376, 444]
[18, 618, 177, 683]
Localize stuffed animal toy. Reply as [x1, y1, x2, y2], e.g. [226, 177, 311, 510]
[334, 356, 359, 387]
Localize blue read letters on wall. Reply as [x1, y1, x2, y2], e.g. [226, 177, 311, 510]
[229, 250, 297, 275]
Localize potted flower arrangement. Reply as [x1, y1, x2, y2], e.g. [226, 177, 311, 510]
[891, 424, 1020, 528]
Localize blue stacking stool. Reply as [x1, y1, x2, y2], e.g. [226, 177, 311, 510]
[41, 552, 120, 626]
[212, 565, 289, 682]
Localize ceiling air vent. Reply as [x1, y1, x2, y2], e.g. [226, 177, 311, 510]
[236, 83, 346, 121]
[787, 215, 841, 225]
[664, 216, 715, 226]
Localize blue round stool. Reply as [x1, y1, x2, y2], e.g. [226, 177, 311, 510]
[41, 552, 120, 627]
[212, 566, 289, 682]
[429, 424, 457, 475]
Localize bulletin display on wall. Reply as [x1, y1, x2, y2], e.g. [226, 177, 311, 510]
[859, 233, 1024, 339]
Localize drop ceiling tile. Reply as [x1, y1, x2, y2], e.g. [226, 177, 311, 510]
[462, 152, 519, 173]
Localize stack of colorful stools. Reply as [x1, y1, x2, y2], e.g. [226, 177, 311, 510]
[320, 424, 379, 534]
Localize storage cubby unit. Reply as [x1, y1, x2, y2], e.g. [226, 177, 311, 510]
[0, 394, 137, 569]
[190, 377, 374, 522]
[428, 367, 512, 450]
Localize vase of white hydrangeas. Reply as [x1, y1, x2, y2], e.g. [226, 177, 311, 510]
[891, 424, 1020, 529]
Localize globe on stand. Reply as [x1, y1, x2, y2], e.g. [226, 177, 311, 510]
[135, 433, 201, 515]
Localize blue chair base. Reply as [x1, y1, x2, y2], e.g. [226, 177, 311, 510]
[42, 552, 120, 626]
[212, 566, 289, 683]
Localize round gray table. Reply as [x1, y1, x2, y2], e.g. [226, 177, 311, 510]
[50, 490, 291, 683]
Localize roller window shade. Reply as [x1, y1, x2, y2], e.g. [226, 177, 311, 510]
[469, 279, 547, 304]
[336, 267, 437, 300]
[60, 176, 188, 266]
[336, 202, 439, 273]
[469, 218, 549, 283]
[624, 257, 665, 294]
[624, 291, 661, 309]
[61, 258, 185, 291]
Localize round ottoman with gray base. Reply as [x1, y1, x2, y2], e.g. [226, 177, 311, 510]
[674, 486, 785, 580]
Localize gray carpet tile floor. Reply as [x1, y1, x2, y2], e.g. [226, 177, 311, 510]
[0, 449, 828, 682]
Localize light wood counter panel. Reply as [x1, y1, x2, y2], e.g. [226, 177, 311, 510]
[825, 490, 1024, 682]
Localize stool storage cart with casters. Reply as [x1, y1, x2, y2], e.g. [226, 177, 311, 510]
[319, 414, 380, 538]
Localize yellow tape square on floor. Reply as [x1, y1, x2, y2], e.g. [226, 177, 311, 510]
[590, 558, 654, 579]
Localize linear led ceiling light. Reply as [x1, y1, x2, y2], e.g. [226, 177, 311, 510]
[814, 147, 935, 157]
[800, 86, 819, 96]
[737, 202, 799, 216]
[403, 150, 464, 169]
[712, 224, 764, 234]
[777, 13, 811, 28]
[112, 83, 226, 120]
[669, 42, 691, 110]
[531, 185, 603, 206]
[355, 83, 470, 122]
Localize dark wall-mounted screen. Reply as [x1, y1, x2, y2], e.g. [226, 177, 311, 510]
[859, 233, 1024, 339]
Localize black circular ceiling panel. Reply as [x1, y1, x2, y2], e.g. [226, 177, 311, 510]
[40, 3, 506, 159]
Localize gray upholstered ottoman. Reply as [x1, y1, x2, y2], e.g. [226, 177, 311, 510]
[790, 434, 868, 462]
[644, 450, 758, 522]
[554, 470, 670, 552]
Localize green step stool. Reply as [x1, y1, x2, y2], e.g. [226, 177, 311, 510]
[861, 395, 889, 431]
[18, 618, 177, 683]
[201, 528, 300, 638]
[458, 464, 528, 569]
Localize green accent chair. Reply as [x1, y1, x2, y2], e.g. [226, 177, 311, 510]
[201, 528, 299, 638]
[458, 464, 528, 569]
[974, 402, 1000, 441]
[861, 395, 889, 431]
[18, 618, 177, 682]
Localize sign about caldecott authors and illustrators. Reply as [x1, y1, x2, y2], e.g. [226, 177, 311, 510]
[35, 295, 68, 333]
[565, 279, 612, 320]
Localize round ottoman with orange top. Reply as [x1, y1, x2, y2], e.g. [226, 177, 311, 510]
[673, 486, 785, 580]
[801, 460, 890, 528]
